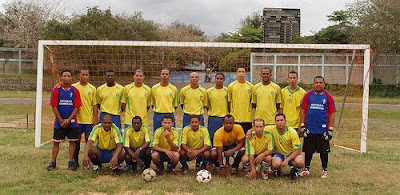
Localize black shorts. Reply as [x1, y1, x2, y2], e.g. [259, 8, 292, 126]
[235, 122, 253, 134]
[302, 134, 330, 153]
[53, 127, 79, 142]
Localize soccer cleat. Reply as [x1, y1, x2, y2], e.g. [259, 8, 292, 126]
[168, 168, 177, 175]
[321, 170, 328, 179]
[46, 163, 56, 171]
[112, 167, 121, 176]
[273, 169, 281, 177]
[123, 164, 132, 171]
[243, 163, 250, 172]
[131, 167, 138, 174]
[181, 166, 189, 175]
[207, 163, 216, 173]
[155, 168, 164, 175]
[299, 168, 310, 177]
[92, 164, 101, 171]
[259, 165, 269, 180]
[68, 161, 78, 171]
[290, 168, 298, 180]
[230, 167, 238, 175]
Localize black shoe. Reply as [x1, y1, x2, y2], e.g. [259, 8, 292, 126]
[112, 167, 121, 175]
[274, 169, 281, 177]
[68, 161, 78, 171]
[46, 163, 56, 171]
[290, 168, 298, 180]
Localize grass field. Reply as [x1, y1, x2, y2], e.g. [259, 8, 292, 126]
[0, 93, 400, 194]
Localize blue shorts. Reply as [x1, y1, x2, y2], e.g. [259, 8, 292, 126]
[99, 148, 116, 163]
[78, 124, 92, 135]
[182, 113, 204, 128]
[152, 151, 171, 163]
[273, 152, 294, 166]
[99, 112, 121, 129]
[153, 113, 175, 131]
[207, 116, 224, 140]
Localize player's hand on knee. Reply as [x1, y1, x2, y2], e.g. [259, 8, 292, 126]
[280, 160, 288, 168]
[110, 157, 118, 169]
[246, 128, 254, 140]
[166, 151, 175, 159]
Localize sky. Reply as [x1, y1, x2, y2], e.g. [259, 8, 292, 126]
[0, 0, 355, 37]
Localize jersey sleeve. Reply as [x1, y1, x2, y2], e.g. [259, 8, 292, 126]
[150, 129, 160, 147]
[121, 86, 129, 104]
[279, 89, 285, 109]
[96, 87, 102, 105]
[113, 126, 122, 144]
[89, 128, 99, 143]
[236, 126, 245, 140]
[181, 127, 188, 145]
[245, 139, 255, 155]
[50, 87, 59, 107]
[180, 88, 185, 105]
[73, 87, 82, 108]
[326, 92, 336, 114]
[146, 87, 152, 107]
[275, 85, 282, 104]
[204, 90, 210, 107]
[227, 84, 233, 102]
[172, 129, 180, 147]
[266, 133, 274, 151]
[92, 87, 97, 105]
[301, 91, 312, 111]
[173, 86, 179, 107]
[202, 88, 208, 107]
[290, 129, 302, 150]
[123, 128, 131, 148]
[203, 128, 212, 146]
[251, 85, 256, 104]
[144, 126, 151, 143]
[213, 130, 223, 147]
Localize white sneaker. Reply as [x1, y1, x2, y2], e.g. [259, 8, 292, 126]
[321, 170, 328, 179]
[259, 165, 270, 180]
[93, 165, 101, 171]
[299, 168, 310, 177]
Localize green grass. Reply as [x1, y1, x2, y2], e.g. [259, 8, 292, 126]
[0, 100, 400, 194]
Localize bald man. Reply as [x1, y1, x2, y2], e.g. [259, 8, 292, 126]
[180, 72, 207, 128]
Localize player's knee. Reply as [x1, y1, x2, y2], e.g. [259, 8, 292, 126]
[151, 152, 160, 161]
[294, 156, 305, 168]
[210, 150, 217, 159]
[271, 158, 281, 169]
[265, 155, 272, 163]
[179, 150, 186, 157]
[172, 152, 180, 163]
[203, 151, 211, 159]
[242, 155, 249, 163]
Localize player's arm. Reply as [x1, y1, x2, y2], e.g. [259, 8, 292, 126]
[246, 127, 255, 140]
[166, 137, 178, 152]
[216, 146, 224, 165]
[124, 147, 136, 159]
[51, 107, 64, 125]
[110, 143, 123, 168]
[276, 103, 281, 114]
[328, 112, 335, 129]
[83, 139, 94, 168]
[92, 104, 99, 125]
[67, 107, 79, 123]
[248, 154, 257, 179]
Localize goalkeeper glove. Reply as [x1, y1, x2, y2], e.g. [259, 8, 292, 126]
[299, 123, 306, 137]
[323, 130, 333, 140]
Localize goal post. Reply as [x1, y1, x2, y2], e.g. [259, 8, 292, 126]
[34, 40, 371, 153]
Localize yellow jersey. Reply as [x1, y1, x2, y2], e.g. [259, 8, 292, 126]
[280, 86, 306, 128]
[245, 130, 274, 155]
[265, 125, 302, 156]
[150, 127, 180, 150]
[181, 126, 211, 150]
[213, 124, 245, 147]
[180, 85, 207, 115]
[89, 123, 122, 150]
[252, 82, 281, 125]
[151, 83, 178, 113]
[206, 86, 229, 117]
[72, 82, 97, 124]
[97, 83, 124, 115]
[228, 80, 253, 122]
[121, 83, 151, 125]
[123, 125, 151, 149]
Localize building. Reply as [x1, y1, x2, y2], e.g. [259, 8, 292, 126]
[263, 8, 300, 43]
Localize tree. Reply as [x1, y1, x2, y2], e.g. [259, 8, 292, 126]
[0, 0, 65, 48]
[312, 10, 352, 44]
[219, 11, 263, 43]
[161, 21, 206, 41]
[347, 0, 400, 53]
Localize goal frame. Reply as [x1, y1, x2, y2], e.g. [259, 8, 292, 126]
[35, 40, 371, 153]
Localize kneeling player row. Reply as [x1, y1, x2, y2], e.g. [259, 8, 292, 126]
[82, 113, 312, 180]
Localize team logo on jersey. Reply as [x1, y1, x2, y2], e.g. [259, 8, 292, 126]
[271, 91, 274, 95]
[224, 96, 228, 100]
[144, 93, 147, 98]
[248, 89, 251, 93]
[88, 92, 92, 96]
[289, 99, 293, 103]
[199, 136, 203, 140]
[116, 93, 120, 97]
[169, 93, 172, 97]
[199, 96, 203, 100]
[279, 139, 283, 143]
[322, 98, 326, 104]
[140, 135, 144, 139]
[110, 136, 114, 140]
[70, 92, 73, 97]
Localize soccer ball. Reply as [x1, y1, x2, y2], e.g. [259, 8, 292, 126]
[196, 170, 211, 183]
[142, 168, 156, 182]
